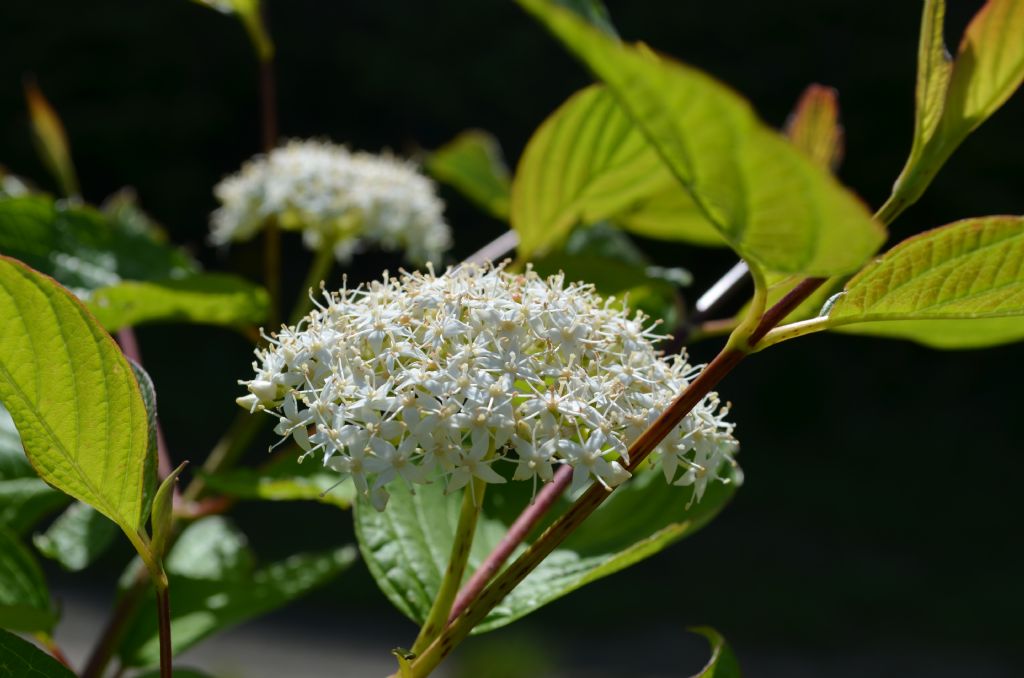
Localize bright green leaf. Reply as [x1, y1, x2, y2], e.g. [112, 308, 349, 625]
[0, 405, 68, 535]
[826, 216, 1024, 348]
[784, 84, 844, 171]
[511, 85, 722, 258]
[87, 274, 270, 332]
[0, 256, 154, 536]
[150, 461, 188, 561]
[0, 195, 196, 293]
[32, 502, 118, 572]
[518, 0, 884, 275]
[200, 454, 356, 509]
[0, 527, 54, 633]
[690, 627, 742, 678]
[355, 466, 735, 633]
[426, 130, 511, 220]
[119, 516, 356, 667]
[884, 0, 1024, 223]
[0, 627, 74, 678]
[23, 81, 78, 198]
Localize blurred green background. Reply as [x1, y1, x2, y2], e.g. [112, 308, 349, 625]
[2, 1, 1023, 676]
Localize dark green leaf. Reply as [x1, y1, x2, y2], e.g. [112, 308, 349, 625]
[518, 0, 884, 276]
[119, 516, 357, 667]
[32, 502, 118, 572]
[200, 454, 356, 509]
[690, 627, 742, 678]
[355, 466, 736, 633]
[0, 405, 68, 535]
[826, 216, 1024, 348]
[426, 130, 511, 220]
[0, 256, 154, 539]
[0, 628, 74, 678]
[0, 527, 54, 633]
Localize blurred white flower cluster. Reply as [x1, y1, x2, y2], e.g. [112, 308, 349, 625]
[237, 263, 739, 510]
[210, 140, 451, 265]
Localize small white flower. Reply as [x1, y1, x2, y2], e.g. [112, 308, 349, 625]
[210, 139, 452, 265]
[238, 263, 740, 510]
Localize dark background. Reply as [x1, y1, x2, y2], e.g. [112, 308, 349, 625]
[2, 1, 1023, 676]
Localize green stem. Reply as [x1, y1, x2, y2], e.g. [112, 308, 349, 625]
[288, 245, 336, 326]
[411, 475, 488, 655]
[754, 316, 832, 350]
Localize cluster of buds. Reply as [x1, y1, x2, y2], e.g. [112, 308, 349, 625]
[238, 263, 739, 510]
[210, 139, 451, 265]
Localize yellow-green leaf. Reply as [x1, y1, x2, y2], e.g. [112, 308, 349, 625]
[426, 130, 511, 220]
[511, 85, 721, 258]
[826, 215, 1024, 348]
[0, 256, 154, 535]
[784, 84, 844, 171]
[518, 0, 884, 275]
[24, 80, 78, 198]
[689, 627, 742, 678]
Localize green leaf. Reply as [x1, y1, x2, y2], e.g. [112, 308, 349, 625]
[0, 256, 154, 537]
[511, 85, 722, 258]
[0, 195, 196, 293]
[32, 502, 118, 572]
[0, 527, 54, 633]
[200, 454, 356, 509]
[119, 516, 357, 667]
[426, 130, 511, 220]
[0, 404, 68, 535]
[784, 84, 844, 171]
[0, 628, 74, 677]
[355, 466, 736, 633]
[885, 0, 1024, 222]
[690, 627, 742, 678]
[192, 0, 274, 62]
[87, 274, 270, 332]
[553, 0, 617, 37]
[826, 216, 1024, 348]
[150, 461, 188, 561]
[517, 0, 884, 275]
[24, 80, 78, 198]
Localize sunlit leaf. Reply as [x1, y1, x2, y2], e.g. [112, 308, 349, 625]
[885, 0, 1024, 222]
[23, 80, 78, 198]
[0, 405, 68, 535]
[0, 628, 73, 677]
[784, 84, 844, 171]
[119, 516, 356, 667]
[0, 527, 55, 633]
[356, 466, 735, 632]
[33, 502, 118, 572]
[826, 215, 1024, 348]
[518, 0, 884, 276]
[690, 627, 742, 678]
[200, 454, 357, 510]
[426, 130, 511, 220]
[511, 85, 722, 258]
[0, 257, 154, 536]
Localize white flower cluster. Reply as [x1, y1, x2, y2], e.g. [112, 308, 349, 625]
[237, 264, 740, 510]
[210, 140, 452, 265]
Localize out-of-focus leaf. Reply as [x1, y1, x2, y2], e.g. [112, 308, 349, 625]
[356, 466, 736, 633]
[826, 216, 1024, 348]
[0, 628, 74, 677]
[0, 257, 154, 539]
[119, 516, 357, 667]
[690, 627, 742, 678]
[0, 195, 195, 293]
[87, 274, 270, 332]
[511, 85, 722, 258]
[885, 0, 1024, 222]
[784, 84, 844, 171]
[0, 404, 68, 535]
[553, 0, 617, 37]
[192, 0, 274, 62]
[518, 0, 884, 276]
[23, 80, 78, 198]
[32, 502, 118, 572]
[200, 454, 356, 509]
[136, 670, 217, 678]
[426, 130, 511, 220]
[0, 527, 55, 633]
